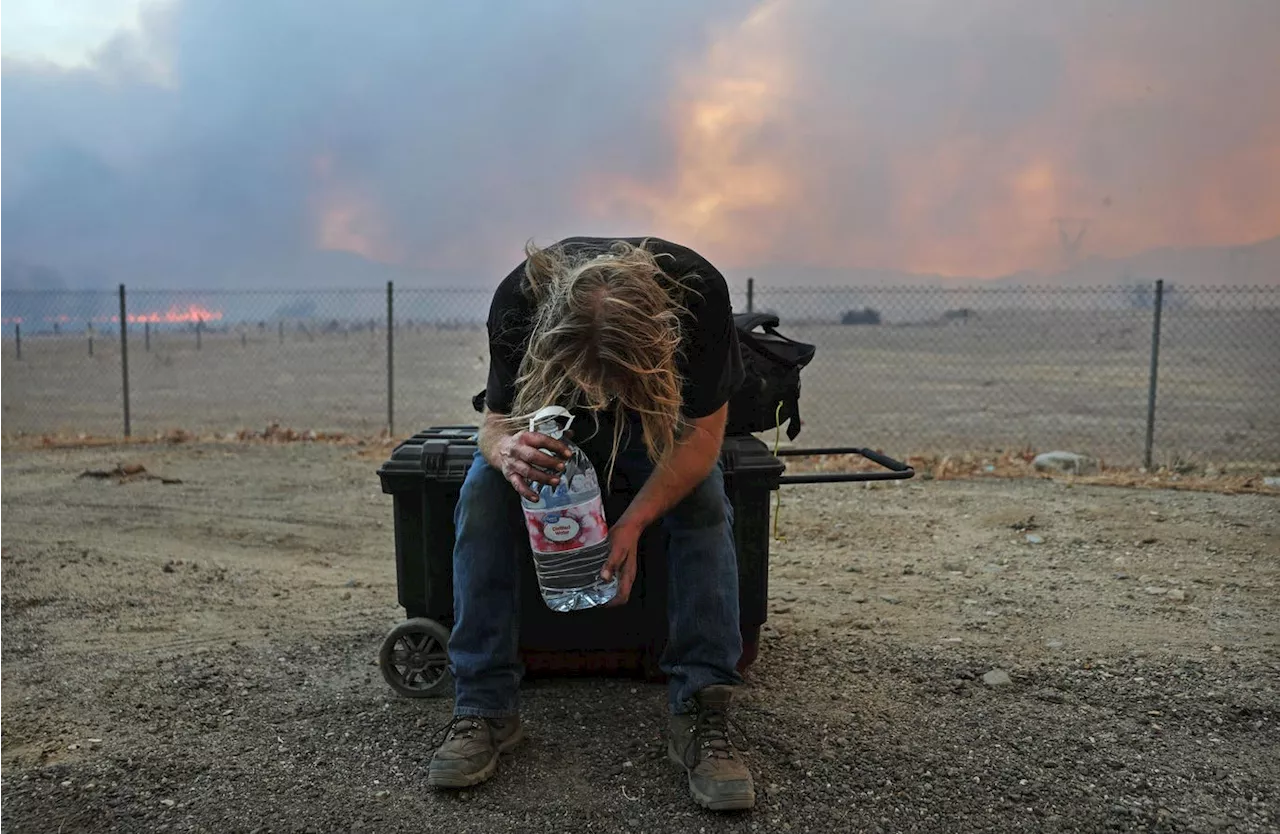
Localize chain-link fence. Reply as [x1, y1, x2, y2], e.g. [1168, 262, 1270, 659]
[745, 283, 1278, 469]
[3, 282, 1277, 469]
[2, 290, 125, 437]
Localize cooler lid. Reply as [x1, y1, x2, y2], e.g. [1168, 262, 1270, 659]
[378, 426, 785, 490]
[719, 435, 786, 483]
[377, 426, 480, 488]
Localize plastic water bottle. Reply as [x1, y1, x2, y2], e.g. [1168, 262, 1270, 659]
[520, 406, 619, 612]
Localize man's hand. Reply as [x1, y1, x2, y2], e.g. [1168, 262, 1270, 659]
[490, 429, 574, 502]
[600, 520, 642, 606]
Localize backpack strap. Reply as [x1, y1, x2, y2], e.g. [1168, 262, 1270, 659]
[733, 312, 781, 333]
[786, 394, 802, 440]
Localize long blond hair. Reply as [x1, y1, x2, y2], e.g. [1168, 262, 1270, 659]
[504, 239, 697, 485]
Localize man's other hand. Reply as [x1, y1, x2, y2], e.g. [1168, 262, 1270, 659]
[600, 520, 642, 606]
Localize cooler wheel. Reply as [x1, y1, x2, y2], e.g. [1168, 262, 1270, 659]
[379, 617, 453, 698]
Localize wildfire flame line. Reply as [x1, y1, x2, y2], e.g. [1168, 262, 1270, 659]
[122, 303, 225, 324]
[15, 305, 226, 326]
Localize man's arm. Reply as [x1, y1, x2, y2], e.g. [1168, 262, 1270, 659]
[614, 249, 740, 533]
[598, 403, 727, 602]
[615, 402, 728, 534]
[477, 409, 514, 469]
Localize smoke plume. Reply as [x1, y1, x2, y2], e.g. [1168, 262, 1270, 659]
[3, 0, 1277, 288]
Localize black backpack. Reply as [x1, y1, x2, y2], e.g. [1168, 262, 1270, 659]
[470, 311, 816, 440]
[726, 312, 816, 440]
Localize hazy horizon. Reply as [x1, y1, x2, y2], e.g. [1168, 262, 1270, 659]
[3, 0, 1278, 290]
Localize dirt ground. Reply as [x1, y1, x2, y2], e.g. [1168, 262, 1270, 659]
[1, 439, 1277, 833]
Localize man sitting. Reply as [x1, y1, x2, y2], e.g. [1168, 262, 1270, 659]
[427, 236, 755, 811]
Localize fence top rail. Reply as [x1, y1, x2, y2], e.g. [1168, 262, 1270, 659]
[127, 288, 396, 295]
[3, 283, 1278, 296]
[748, 283, 1280, 294]
[3, 288, 394, 297]
[1, 289, 120, 297]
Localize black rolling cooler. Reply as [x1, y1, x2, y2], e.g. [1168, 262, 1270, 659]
[374, 427, 913, 698]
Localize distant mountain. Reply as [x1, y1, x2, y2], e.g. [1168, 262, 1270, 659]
[0, 249, 487, 292]
[990, 235, 1280, 288]
[5, 235, 1276, 293]
[739, 235, 1280, 289]
[733, 264, 959, 289]
[1, 258, 70, 290]
[166, 249, 480, 290]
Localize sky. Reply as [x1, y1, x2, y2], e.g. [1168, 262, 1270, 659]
[1, 0, 149, 66]
[3, 0, 1278, 289]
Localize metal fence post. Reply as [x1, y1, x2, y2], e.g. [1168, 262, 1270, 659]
[88, 323, 94, 357]
[1143, 279, 1164, 471]
[14, 323, 21, 360]
[119, 284, 131, 438]
[196, 318, 203, 350]
[747, 277, 755, 313]
[145, 321, 151, 352]
[387, 280, 395, 437]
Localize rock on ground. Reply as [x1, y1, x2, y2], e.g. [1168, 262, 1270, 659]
[1032, 450, 1100, 476]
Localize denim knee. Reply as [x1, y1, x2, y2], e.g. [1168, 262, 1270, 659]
[663, 463, 732, 532]
[455, 450, 516, 530]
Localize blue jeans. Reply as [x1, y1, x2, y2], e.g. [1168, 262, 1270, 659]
[448, 448, 744, 717]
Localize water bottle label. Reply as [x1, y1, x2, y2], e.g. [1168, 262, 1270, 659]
[542, 513, 580, 543]
[524, 499, 607, 555]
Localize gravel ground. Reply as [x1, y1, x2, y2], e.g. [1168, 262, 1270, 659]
[2, 440, 1277, 833]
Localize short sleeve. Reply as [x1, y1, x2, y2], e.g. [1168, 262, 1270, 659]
[679, 268, 745, 420]
[483, 267, 532, 415]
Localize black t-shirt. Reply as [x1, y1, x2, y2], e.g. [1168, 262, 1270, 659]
[484, 236, 745, 460]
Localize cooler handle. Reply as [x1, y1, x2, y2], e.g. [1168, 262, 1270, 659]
[774, 446, 915, 484]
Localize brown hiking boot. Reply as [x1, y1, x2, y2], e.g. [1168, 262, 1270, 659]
[427, 715, 524, 789]
[668, 685, 756, 811]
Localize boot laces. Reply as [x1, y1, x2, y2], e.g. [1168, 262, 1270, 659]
[429, 715, 484, 748]
[694, 707, 750, 759]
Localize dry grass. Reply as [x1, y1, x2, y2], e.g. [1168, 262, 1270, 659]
[786, 448, 1280, 495]
[9, 425, 1276, 497]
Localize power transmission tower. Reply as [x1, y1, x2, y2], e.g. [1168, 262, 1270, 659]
[1053, 216, 1090, 266]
